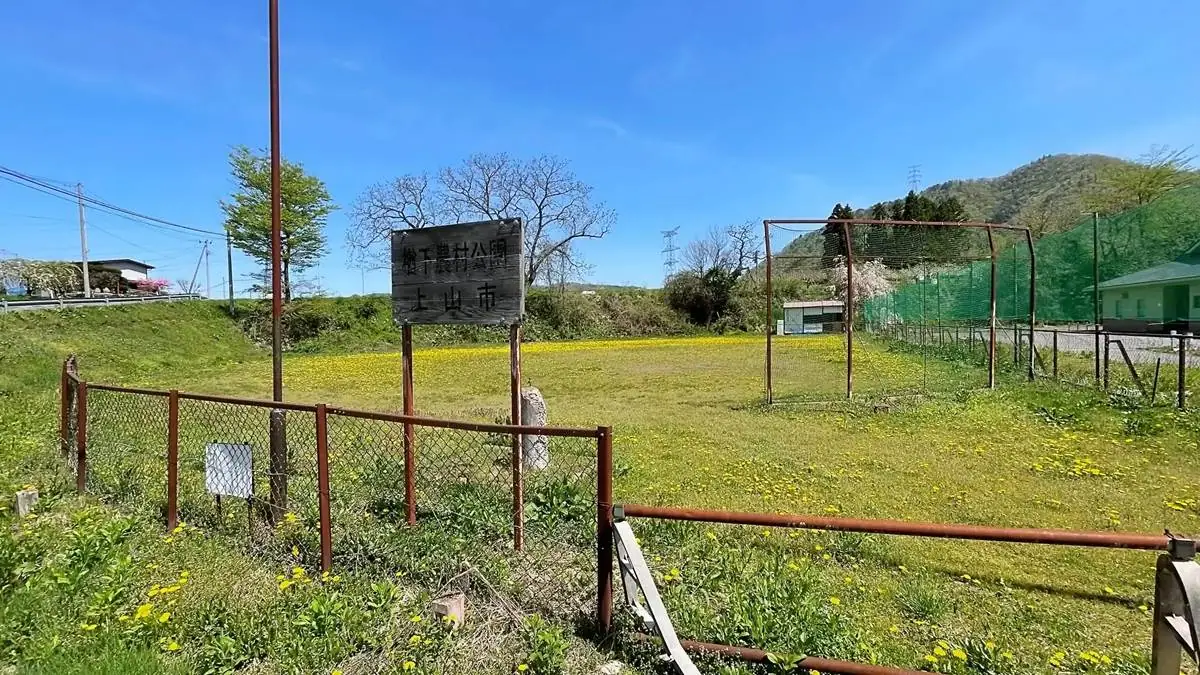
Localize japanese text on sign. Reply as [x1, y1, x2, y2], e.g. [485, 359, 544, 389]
[390, 218, 524, 325]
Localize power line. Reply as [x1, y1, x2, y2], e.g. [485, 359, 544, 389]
[0, 166, 225, 237]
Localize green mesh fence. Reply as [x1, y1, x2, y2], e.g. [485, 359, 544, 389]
[866, 187, 1200, 325]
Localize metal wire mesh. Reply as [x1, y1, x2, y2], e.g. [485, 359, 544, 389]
[325, 412, 599, 615]
[767, 221, 1033, 402]
[174, 399, 320, 566]
[85, 388, 167, 517]
[70, 384, 602, 617]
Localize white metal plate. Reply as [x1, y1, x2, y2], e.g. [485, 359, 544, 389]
[205, 443, 253, 498]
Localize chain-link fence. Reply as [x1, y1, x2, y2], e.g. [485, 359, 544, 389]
[764, 219, 1034, 403]
[62, 364, 611, 619]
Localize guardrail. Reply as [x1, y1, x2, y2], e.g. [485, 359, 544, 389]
[1, 294, 202, 313]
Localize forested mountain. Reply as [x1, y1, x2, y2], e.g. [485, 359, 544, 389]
[773, 154, 1136, 269]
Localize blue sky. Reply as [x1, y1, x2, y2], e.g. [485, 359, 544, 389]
[2, 1, 1198, 294]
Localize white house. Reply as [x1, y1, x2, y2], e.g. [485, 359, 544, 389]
[782, 300, 844, 335]
[89, 259, 155, 284]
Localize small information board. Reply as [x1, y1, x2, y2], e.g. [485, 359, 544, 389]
[390, 218, 524, 325]
[205, 442, 254, 498]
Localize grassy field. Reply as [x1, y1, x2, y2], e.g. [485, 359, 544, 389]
[125, 332, 1199, 672]
[3, 304, 1200, 673]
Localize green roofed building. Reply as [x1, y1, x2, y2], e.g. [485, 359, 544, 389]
[1099, 241, 1200, 333]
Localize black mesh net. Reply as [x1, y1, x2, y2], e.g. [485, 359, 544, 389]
[767, 221, 1034, 402]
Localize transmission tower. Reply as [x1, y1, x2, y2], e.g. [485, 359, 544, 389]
[907, 164, 923, 192]
[661, 227, 680, 280]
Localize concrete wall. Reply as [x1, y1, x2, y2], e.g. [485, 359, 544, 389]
[1102, 282, 1200, 321]
[1101, 281, 1200, 332]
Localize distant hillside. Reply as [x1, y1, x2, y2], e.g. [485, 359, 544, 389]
[774, 153, 1135, 270]
[921, 154, 1127, 225]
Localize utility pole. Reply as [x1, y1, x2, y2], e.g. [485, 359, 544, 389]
[76, 183, 91, 298]
[186, 242, 208, 295]
[204, 240, 211, 298]
[226, 233, 235, 312]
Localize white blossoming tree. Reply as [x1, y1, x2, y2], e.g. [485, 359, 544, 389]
[828, 258, 892, 311]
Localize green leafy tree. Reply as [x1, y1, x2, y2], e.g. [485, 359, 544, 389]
[821, 203, 852, 270]
[220, 146, 336, 302]
[1086, 145, 1195, 214]
[865, 202, 892, 262]
[929, 196, 969, 262]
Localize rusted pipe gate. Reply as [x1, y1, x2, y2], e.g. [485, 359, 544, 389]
[762, 219, 1035, 403]
[613, 503, 1189, 674]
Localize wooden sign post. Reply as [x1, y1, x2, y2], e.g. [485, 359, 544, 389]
[390, 218, 527, 548]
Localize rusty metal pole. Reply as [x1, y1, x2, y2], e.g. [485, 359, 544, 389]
[1052, 330, 1059, 380]
[75, 381, 88, 494]
[1104, 333, 1111, 390]
[401, 324, 416, 525]
[510, 323, 524, 551]
[1178, 335, 1187, 410]
[315, 403, 332, 572]
[842, 222, 854, 399]
[762, 220, 773, 403]
[59, 361, 70, 460]
[986, 227, 997, 388]
[267, 0, 287, 524]
[1093, 212, 1102, 384]
[596, 426, 614, 633]
[619, 503, 1169, 550]
[1025, 229, 1036, 381]
[166, 390, 179, 532]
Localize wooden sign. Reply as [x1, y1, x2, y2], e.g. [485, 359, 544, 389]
[391, 218, 524, 325]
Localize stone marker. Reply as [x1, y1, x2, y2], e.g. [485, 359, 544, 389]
[15, 489, 38, 517]
[520, 387, 549, 470]
[432, 592, 466, 628]
[596, 662, 624, 675]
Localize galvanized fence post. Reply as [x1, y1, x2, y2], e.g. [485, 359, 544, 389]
[315, 403, 333, 572]
[166, 390, 179, 532]
[597, 426, 614, 633]
[75, 381, 88, 494]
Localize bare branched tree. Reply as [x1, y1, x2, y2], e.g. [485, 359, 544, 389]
[347, 153, 614, 284]
[346, 173, 449, 269]
[726, 221, 762, 272]
[682, 226, 732, 273]
[682, 222, 762, 274]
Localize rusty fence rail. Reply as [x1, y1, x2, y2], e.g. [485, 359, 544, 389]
[617, 502, 1172, 674]
[61, 360, 613, 619]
